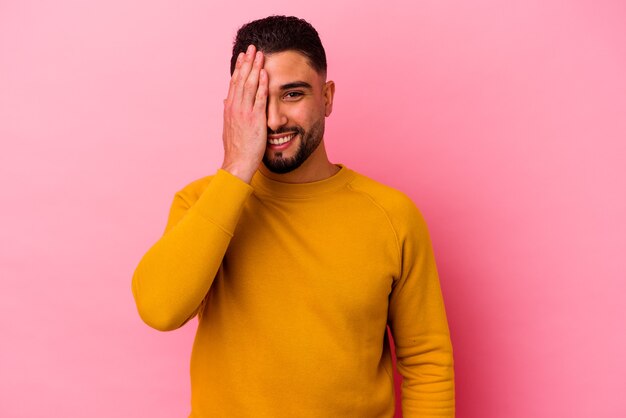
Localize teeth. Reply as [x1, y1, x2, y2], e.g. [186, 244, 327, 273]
[268, 134, 294, 145]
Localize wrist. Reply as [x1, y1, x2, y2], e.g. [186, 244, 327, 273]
[221, 161, 258, 184]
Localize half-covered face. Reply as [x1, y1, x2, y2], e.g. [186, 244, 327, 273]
[261, 50, 333, 174]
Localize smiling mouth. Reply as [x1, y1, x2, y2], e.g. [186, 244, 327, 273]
[267, 133, 296, 145]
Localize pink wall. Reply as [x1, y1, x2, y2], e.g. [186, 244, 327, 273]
[1, 1, 625, 417]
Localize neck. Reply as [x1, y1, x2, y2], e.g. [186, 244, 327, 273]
[259, 140, 339, 183]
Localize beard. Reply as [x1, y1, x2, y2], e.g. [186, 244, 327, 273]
[262, 118, 325, 174]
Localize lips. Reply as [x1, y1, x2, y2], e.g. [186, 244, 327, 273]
[268, 133, 295, 145]
[267, 133, 297, 150]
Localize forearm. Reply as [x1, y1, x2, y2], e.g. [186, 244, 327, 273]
[132, 169, 252, 331]
[396, 332, 455, 417]
[394, 278, 455, 417]
[131, 212, 231, 331]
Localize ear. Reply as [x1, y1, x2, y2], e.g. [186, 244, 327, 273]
[323, 80, 335, 117]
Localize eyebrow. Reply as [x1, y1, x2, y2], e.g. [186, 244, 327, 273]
[279, 81, 312, 90]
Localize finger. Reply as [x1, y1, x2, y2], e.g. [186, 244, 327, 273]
[233, 45, 256, 105]
[225, 52, 244, 105]
[242, 51, 264, 109]
[253, 68, 268, 114]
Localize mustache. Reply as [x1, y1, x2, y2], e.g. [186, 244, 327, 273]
[267, 126, 304, 136]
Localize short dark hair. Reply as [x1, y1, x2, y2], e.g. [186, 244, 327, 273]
[230, 15, 327, 77]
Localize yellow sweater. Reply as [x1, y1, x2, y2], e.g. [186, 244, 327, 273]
[132, 165, 454, 417]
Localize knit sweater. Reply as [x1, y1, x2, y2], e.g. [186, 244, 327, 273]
[132, 164, 454, 417]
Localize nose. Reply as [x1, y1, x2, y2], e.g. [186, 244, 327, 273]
[266, 97, 288, 132]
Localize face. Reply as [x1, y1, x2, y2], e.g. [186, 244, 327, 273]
[261, 50, 334, 174]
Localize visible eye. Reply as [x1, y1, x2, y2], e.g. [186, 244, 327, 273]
[283, 91, 304, 101]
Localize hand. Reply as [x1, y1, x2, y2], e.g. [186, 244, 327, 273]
[221, 45, 268, 183]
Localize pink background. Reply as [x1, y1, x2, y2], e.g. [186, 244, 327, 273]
[1, 1, 625, 417]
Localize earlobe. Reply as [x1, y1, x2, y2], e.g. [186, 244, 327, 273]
[324, 80, 335, 117]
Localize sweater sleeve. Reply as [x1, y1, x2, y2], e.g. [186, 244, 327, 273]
[131, 169, 253, 331]
[387, 202, 455, 417]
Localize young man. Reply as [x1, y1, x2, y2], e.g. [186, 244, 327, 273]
[132, 15, 454, 418]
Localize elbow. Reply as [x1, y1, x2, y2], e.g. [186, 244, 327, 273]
[133, 291, 185, 332]
[131, 272, 185, 332]
[137, 308, 185, 332]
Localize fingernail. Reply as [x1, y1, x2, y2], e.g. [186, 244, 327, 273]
[247, 45, 254, 54]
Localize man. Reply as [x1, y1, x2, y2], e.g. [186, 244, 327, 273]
[132, 15, 454, 418]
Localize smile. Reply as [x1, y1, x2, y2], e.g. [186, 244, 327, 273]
[268, 133, 296, 145]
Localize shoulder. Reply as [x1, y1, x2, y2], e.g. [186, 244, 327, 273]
[347, 170, 424, 220]
[347, 169, 429, 237]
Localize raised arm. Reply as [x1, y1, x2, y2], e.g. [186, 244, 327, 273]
[131, 45, 268, 331]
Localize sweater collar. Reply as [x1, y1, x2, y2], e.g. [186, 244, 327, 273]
[251, 164, 355, 199]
